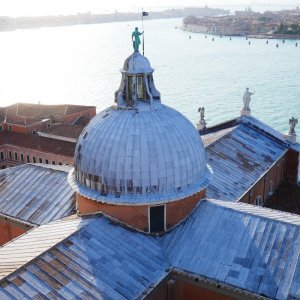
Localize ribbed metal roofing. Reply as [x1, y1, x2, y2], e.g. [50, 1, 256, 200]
[205, 123, 287, 201]
[72, 104, 211, 204]
[2, 200, 300, 299]
[0, 164, 76, 225]
[0, 214, 169, 300]
[161, 199, 300, 300]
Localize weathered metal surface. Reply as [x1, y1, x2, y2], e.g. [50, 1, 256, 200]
[0, 164, 76, 225]
[0, 215, 169, 300]
[240, 115, 300, 152]
[161, 199, 300, 300]
[1, 200, 300, 299]
[72, 105, 212, 204]
[0, 215, 87, 280]
[205, 123, 287, 201]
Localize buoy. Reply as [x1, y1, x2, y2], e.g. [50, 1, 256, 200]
[266, 40, 268, 44]
[248, 41, 251, 45]
[212, 37, 214, 42]
[246, 36, 248, 40]
[282, 39, 285, 43]
[296, 42, 298, 47]
[230, 37, 232, 41]
[205, 35, 207, 38]
[189, 36, 191, 39]
[276, 43, 279, 48]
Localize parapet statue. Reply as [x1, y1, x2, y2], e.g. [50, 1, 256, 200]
[289, 117, 298, 135]
[132, 27, 144, 52]
[242, 88, 255, 111]
[198, 107, 205, 122]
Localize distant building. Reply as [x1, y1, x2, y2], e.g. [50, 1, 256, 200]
[0, 49, 300, 299]
[0, 103, 96, 169]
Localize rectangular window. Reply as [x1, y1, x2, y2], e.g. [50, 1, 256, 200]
[0, 151, 4, 160]
[14, 152, 18, 161]
[32, 130, 36, 135]
[26, 155, 30, 163]
[137, 76, 144, 99]
[32, 156, 36, 163]
[20, 154, 24, 162]
[47, 123, 51, 128]
[0, 125, 3, 131]
[52, 161, 55, 165]
[8, 125, 12, 131]
[58, 162, 62, 166]
[39, 158, 43, 163]
[149, 205, 165, 233]
[45, 159, 49, 164]
[8, 151, 12, 160]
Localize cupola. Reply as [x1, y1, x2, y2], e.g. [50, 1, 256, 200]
[69, 46, 212, 234]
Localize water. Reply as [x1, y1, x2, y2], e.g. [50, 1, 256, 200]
[0, 18, 299, 132]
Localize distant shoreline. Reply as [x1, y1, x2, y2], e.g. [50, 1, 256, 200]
[0, 7, 229, 32]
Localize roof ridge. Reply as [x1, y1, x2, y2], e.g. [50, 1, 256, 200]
[206, 198, 300, 226]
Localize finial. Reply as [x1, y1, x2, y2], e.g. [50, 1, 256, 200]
[196, 107, 206, 131]
[241, 87, 255, 116]
[285, 117, 298, 143]
[132, 27, 144, 53]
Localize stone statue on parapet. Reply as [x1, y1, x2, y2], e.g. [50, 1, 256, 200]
[289, 117, 298, 135]
[242, 88, 255, 111]
[198, 107, 205, 123]
[132, 27, 144, 52]
[196, 107, 206, 131]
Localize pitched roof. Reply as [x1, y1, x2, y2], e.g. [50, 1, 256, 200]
[0, 131, 76, 157]
[0, 164, 76, 225]
[161, 199, 300, 300]
[39, 124, 84, 139]
[0, 214, 169, 300]
[0, 215, 87, 279]
[6, 103, 95, 119]
[1, 200, 300, 299]
[205, 123, 287, 202]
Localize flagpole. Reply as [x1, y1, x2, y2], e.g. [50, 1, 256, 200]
[142, 8, 145, 56]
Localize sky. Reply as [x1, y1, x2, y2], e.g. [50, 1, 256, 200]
[0, 0, 299, 17]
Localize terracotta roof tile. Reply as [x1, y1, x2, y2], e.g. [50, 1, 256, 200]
[39, 124, 84, 139]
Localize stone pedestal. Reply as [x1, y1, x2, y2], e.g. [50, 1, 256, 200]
[196, 121, 206, 131]
[240, 109, 251, 116]
[284, 133, 297, 144]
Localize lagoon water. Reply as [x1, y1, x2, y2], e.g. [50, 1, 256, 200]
[0, 18, 299, 132]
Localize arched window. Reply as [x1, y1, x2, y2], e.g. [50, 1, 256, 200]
[254, 196, 264, 206]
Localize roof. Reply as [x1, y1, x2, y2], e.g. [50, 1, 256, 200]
[72, 105, 212, 205]
[0, 214, 169, 300]
[161, 199, 300, 300]
[122, 52, 154, 74]
[6, 103, 95, 119]
[39, 124, 84, 139]
[0, 164, 76, 225]
[2, 200, 300, 299]
[0, 215, 87, 279]
[205, 123, 287, 202]
[0, 131, 76, 157]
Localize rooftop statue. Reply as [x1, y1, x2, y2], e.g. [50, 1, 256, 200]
[198, 107, 205, 123]
[242, 88, 255, 111]
[289, 117, 298, 135]
[132, 27, 144, 52]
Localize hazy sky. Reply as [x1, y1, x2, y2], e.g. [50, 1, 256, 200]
[1, 0, 299, 17]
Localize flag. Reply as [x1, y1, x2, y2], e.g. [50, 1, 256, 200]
[142, 11, 149, 16]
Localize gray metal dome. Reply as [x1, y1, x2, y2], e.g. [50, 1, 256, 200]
[122, 52, 154, 74]
[70, 104, 212, 205]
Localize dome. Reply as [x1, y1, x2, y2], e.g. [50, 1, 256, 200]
[121, 52, 154, 74]
[70, 104, 212, 205]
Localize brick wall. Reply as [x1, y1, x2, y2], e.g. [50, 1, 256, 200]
[77, 189, 205, 233]
[0, 219, 29, 246]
